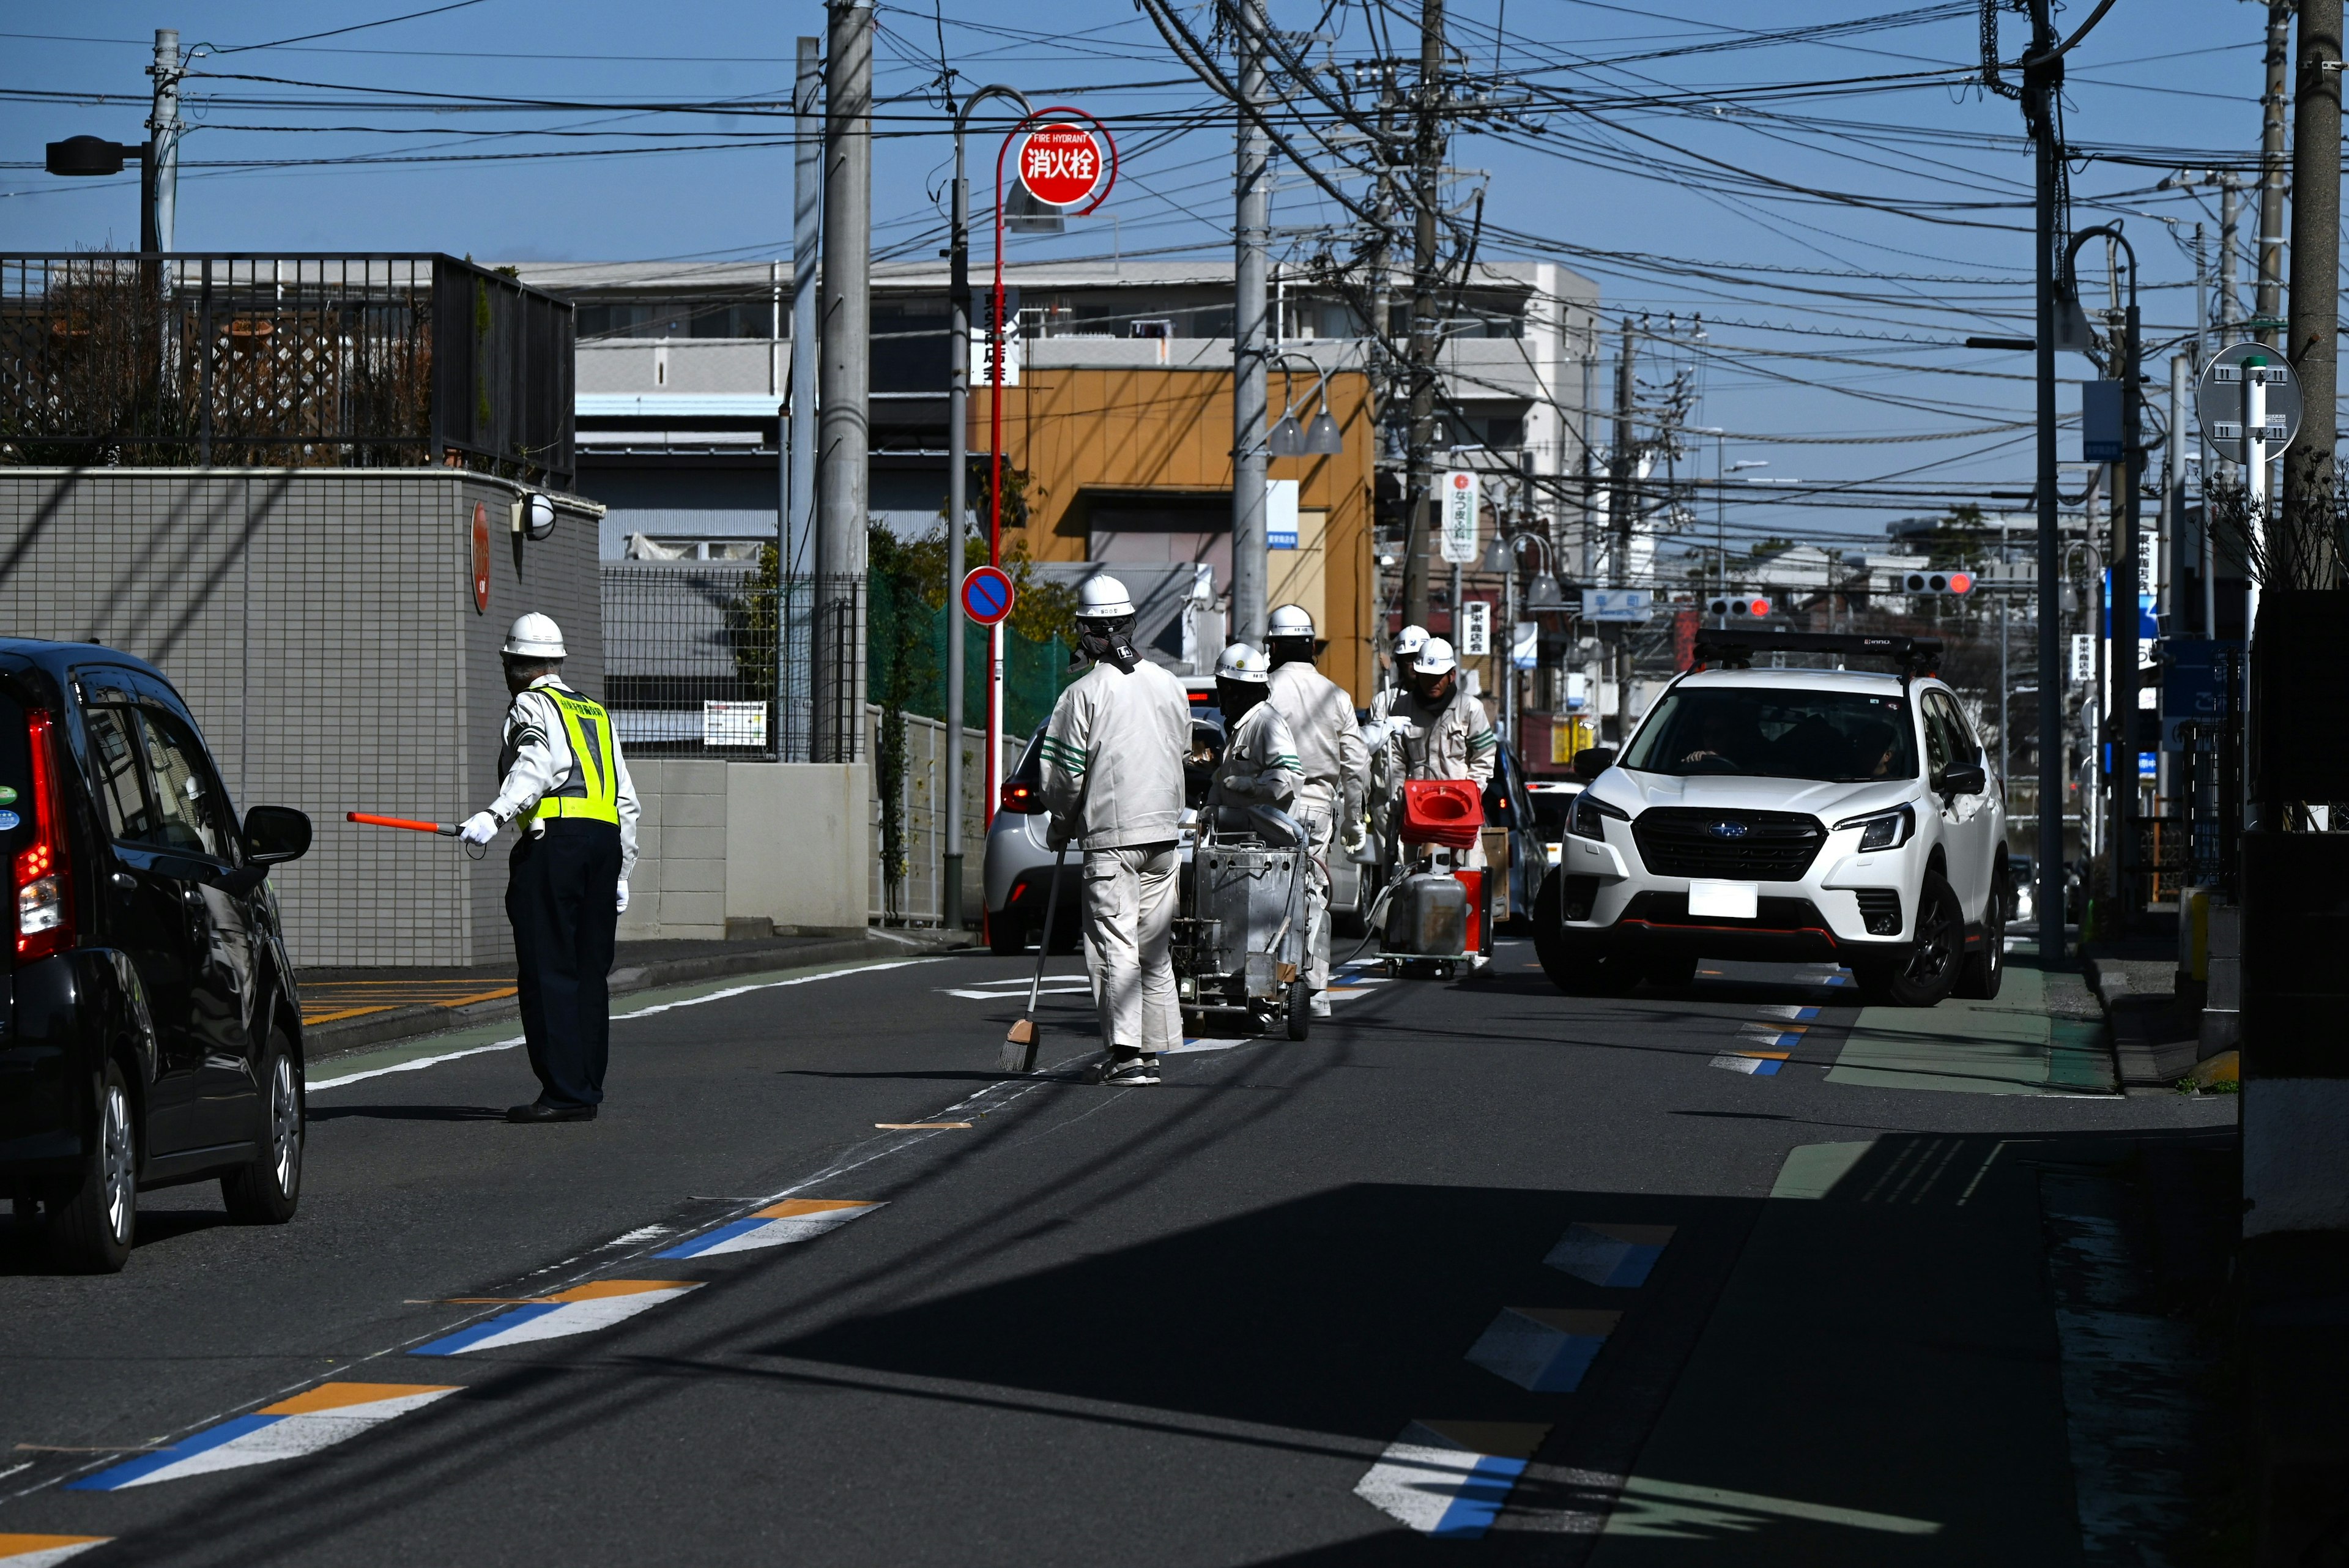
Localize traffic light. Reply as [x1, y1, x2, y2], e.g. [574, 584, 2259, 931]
[1705, 595, 1774, 619]
[1895, 569, 1974, 596]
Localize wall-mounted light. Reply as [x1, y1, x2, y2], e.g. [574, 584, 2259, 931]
[513, 492, 558, 540]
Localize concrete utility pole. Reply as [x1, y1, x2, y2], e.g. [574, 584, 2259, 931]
[2281, 0, 2342, 590]
[1609, 318, 1636, 745]
[2025, 0, 2068, 963]
[2217, 177, 2243, 339]
[785, 37, 822, 762]
[2257, 0, 2291, 341]
[146, 29, 181, 251]
[815, 0, 872, 765]
[1399, 0, 1444, 630]
[1231, 0, 1271, 647]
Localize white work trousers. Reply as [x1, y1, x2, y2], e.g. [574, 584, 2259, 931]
[1294, 787, 1335, 992]
[1080, 842, 1182, 1053]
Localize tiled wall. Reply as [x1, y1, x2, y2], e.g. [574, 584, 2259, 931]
[0, 469, 603, 968]
[618, 757, 729, 941]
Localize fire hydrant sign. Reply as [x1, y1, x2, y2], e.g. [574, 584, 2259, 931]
[1019, 126, 1105, 207]
[1439, 470, 1480, 564]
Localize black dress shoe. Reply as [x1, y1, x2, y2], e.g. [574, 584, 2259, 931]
[507, 1101, 597, 1123]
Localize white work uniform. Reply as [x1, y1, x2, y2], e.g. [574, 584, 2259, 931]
[1204, 698, 1301, 827]
[1267, 660, 1369, 991]
[1390, 685, 1498, 868]
[489, 675, 642, 883]
[1040, 655, 1192, 1054]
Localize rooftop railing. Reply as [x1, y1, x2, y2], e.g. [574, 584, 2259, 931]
[0, 253, 574, 489]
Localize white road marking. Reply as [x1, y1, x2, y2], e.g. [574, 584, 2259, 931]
[308, 959, 941, 1091]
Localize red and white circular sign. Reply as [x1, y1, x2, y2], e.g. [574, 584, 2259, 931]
[1019, 125, 1105, 207]
[1451, 474, 1472, 491]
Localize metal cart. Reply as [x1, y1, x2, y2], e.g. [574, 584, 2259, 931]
[1171, 806, 1312, 1039]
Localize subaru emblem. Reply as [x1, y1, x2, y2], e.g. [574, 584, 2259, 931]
[1707, 820, 1748, 839]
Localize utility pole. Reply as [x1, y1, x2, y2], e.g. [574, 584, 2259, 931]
[2115, 276, 2143, 927]
[785, 37, 821, 763]
[2025, 0, 2068, 963]
[2257, 2, 2293, 344]
[146, 29, 181, 251]
[815, 0, 872, 765]
[2217, 177, 2242, 340]
[1231, 0, 1271, 647]
[2282, 0, 2342, 590]
[1399, 0, 1444, 630]
[1609, 318, 1636, 745]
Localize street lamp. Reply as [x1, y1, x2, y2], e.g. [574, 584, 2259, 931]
[44, 135, 157, 251]
[1268, 351, 1346, 457]
[944, 84, 1033, 934]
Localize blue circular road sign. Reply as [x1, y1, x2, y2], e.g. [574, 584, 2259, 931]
[962, 565, 1016, 627]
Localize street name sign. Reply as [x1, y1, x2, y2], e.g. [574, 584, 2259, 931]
[1581, 589, 1653, 623]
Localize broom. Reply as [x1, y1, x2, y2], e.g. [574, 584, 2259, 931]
[1001, 770, 1092, 1075]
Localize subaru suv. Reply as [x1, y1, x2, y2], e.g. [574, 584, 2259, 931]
[1531, 633, 2007, 1007]
[0, 643, 313, 1272]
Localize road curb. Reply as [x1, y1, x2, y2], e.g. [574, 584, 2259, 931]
[299, 931, 971, 1063]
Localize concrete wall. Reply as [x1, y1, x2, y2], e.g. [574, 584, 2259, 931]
[617, 760, 870, 940]
[0, 469, 603, 969]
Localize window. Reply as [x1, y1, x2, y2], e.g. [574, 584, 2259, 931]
[1923, 691, 1976, 779]
[82, 707, 153, 842]
[135, 709, 233, 860]
[1623, 687, 1920, 783]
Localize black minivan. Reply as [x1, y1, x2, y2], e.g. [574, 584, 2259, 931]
[0, 642, 313, 1272]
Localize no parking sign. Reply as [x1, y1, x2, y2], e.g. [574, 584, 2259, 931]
[962, 566, 1016, 627]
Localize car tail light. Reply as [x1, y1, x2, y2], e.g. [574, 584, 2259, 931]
[15, 709, 72, 961]
[999, 779, 1041, 814]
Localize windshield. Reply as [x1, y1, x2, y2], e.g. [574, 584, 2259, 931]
[1622, 686, 1918, 782]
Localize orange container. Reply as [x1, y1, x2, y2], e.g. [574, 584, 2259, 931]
[1453, 869, 1485, 954]
[1401, 778, 1485, 848]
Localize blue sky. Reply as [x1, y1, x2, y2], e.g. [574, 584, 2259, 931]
[0, 2, 2289, 545]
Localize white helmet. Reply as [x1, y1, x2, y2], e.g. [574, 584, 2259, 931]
[502, 612, 567, 660]
[1077, 573, 1135, 620]
[1215, 642, 1272, 685]
[1412, 637, 1458, 677]
[1393, 623, 1429, 660]
[1267, 603, 1316, 639]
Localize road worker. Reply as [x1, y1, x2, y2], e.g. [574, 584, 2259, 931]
[1386, 635, 1497, 866]
[1038, 575, 1193, 1087]
[1204, 641, 1301, 831]
[1263, 606, 1369, 1015]
[459, 613, 640, 1123]
[1367, 623, 1429, 726]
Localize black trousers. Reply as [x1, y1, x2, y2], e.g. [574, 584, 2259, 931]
[507, 819, 623, 1107]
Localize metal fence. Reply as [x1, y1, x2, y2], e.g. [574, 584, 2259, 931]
[603, 562, 826, 760]
[0, 253, 573, 488]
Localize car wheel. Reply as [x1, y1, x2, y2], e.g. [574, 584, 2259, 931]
[1531, 868, 1638, 996]
[48, 1059, 136, 1274]
[1954, 869, 2008, 1000]
[1855, 871, 1962, 1008]
[1285, 977, 1310, 1041]
[222, 1027, 303, 1225]
[987, 913, 1027, 956]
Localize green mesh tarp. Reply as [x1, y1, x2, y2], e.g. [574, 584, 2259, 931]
[867, 570, 1072, 740]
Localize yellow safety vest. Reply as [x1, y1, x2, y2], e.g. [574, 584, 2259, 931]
[530, 686, 621, 826]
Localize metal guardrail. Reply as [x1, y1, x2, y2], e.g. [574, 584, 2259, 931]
[0, 253, 573, 488]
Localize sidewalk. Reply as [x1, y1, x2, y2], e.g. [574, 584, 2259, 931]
[295, 928, 972, 1063]
[1822, 959, 2115, 1096]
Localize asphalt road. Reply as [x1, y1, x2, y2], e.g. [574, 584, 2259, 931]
[0, 942, 2232, 1566]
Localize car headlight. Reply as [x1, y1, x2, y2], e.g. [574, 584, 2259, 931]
[1568, 792, 1628, 841]
[1833, 803, 1915, 852]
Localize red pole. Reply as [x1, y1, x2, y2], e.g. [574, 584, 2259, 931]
[985, 133, 1011, 830]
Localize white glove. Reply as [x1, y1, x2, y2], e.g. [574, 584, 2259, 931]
[459, 811, 499, 846]
[615, 879, 631, 915]
[1341, 818, 1367, 855]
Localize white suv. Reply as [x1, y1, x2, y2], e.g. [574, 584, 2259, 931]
[1531, 633, 2008, 1007]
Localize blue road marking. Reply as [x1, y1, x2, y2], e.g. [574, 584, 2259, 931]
[66, 1416, 279, 1491]
[410, 1302, 563, 1356]
[1430, 1456, 1531, 1537]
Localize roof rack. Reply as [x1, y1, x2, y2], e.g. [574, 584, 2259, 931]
[1690, 629, 1943, 678]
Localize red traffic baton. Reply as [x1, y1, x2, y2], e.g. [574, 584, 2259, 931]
[347, 811, 459, 837]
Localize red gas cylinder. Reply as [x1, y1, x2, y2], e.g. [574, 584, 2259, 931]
[1400, 778, 1485, 848]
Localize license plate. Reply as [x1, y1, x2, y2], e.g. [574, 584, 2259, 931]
[1687, 879, 1759, 920]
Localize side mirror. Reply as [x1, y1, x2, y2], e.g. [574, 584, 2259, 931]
[243, 806, 313, 866]
[1572, 748, 1617, 782]
[1938, 762, 1987, 797]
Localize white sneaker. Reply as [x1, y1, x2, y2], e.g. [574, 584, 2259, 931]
[1310, 993, 1332, 1017]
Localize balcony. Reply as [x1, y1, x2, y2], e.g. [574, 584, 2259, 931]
[0, 253, 574, 489]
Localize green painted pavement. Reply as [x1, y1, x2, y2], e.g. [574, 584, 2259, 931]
[1825, 966, 2115, 1096]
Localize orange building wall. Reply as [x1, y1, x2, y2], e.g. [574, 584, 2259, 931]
[973, 366, 1377, 701]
